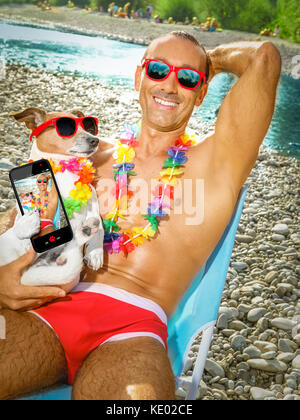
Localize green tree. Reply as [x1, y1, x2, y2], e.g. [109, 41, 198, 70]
[277, 0, 300, 42]
[195, 0, 244, 28]
[238, 0, 276, 32]
[154, 0, 197, 22]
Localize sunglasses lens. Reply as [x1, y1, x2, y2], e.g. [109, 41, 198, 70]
[147, 61, 170, 80]
[56, 117, 76, 137]
[82, 117, 98, 135]
[177, 69, 200, 89]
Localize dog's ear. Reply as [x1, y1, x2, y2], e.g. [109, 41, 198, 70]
[69, 110, 85, 118]
[10, 108, 46, 130]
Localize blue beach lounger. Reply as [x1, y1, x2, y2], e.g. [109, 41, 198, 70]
[19, 185, 248, 401]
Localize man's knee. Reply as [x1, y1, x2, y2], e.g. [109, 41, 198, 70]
[72, 337, 175, 400]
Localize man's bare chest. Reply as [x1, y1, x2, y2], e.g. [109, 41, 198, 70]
[94, 148, 235, 239]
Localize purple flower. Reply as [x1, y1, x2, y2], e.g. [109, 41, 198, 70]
[113, 163, 135, 171]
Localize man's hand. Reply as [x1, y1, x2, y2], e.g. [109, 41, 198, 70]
[0, 247, 66, 311]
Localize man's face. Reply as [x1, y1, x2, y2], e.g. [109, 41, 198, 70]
[135, 36, 208, 132]
[36, 175, 48, 192]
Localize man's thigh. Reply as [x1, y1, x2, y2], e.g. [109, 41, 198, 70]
[72, 337, 175, 400]
[0, 309, 67, 399]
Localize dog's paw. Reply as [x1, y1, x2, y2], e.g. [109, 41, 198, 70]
[14, 211, 40, 240]
[76, 217, 100, 246]
[84, 248, 103, 270]
[56, 255, 67, 266]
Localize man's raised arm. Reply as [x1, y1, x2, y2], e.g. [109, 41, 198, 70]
[208, 41, 281, 190]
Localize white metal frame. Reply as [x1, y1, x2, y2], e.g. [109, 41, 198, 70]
[175, 321, 216, 400]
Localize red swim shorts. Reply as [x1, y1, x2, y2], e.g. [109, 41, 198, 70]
[30, 282, 168, 384]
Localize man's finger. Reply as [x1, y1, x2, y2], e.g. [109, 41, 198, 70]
[16, 246, 36, 271]
[17, 285, 66, 300]
[17, 284, 66, 299]
[3, 298, 45, 312]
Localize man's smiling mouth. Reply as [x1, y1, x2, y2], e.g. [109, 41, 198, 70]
[153, 96, 179, 108]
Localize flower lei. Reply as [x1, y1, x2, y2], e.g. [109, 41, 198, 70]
[25, 158, 96, 218]
[103, 124, 197, 257]
[49, 157, 95, 218]
[36, 191, 49, 215]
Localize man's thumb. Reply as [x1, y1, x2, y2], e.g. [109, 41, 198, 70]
[17, 246, 36, 270]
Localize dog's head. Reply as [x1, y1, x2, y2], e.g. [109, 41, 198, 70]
[10, 107, 100, 158]
[21, 192, 35, 205]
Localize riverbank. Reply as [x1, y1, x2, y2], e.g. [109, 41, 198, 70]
[1, 4, 300, 75]
[0, 63, 299, 400]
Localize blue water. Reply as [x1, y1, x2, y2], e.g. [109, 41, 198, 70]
[0, 21, 299, 158]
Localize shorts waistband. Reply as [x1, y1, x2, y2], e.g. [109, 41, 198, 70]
[73, 282, 168, 325]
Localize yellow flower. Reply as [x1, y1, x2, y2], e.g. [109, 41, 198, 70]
[158, 175, 178, 187]
[69, 182, 92, 203]
[159, 168, 183, 177]
[141, 226, 156, 239]
[144, 226, 157, 239]
[131, 227, 146, 245]
[113, 145, 135, 164]
[105, 201, 126, 221]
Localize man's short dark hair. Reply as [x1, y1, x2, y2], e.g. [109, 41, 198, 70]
[143, 31, 209, 80]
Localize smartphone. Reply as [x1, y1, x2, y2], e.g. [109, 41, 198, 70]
[9, 159, 73, 253]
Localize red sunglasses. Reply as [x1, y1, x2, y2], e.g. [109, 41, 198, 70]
[30, 116, 99, 141]
[142, 59, 207, 90]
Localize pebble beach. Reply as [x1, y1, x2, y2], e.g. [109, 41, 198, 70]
[0, 6, 299, 401]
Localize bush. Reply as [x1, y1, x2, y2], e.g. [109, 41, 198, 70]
[277, 0, 300, 42]
[49, 0, 67, 6]
[154, 0, 197, 22]
[0, 0, 36, 4]
[237, 0, 276, 33]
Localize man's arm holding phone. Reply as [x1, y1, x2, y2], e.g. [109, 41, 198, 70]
[0, 210, 66, 311]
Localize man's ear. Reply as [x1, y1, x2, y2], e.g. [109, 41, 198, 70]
[195, 83, 208, 107]
[134, 65, 142, 92]
[9, 107, 46, 130]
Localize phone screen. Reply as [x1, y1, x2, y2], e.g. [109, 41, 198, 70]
[10, 159, 73, 253]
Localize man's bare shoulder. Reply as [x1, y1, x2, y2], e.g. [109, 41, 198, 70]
[190, 130, 241, 200]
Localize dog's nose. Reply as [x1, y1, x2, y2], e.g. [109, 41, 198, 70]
[89, 137, 99, 148]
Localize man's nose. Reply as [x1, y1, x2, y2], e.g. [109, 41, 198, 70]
[160, 70, 178, 93]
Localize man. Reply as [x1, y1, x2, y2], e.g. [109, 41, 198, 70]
[34, 174, 58, 236]
[0, 31, 281, 400]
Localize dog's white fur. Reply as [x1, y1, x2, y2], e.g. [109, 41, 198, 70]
[0, 140, 104, 290]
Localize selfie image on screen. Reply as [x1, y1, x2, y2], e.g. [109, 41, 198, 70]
[14, 169, 68, 237]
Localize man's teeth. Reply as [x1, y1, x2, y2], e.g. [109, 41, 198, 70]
[154, 97, 178, 107]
